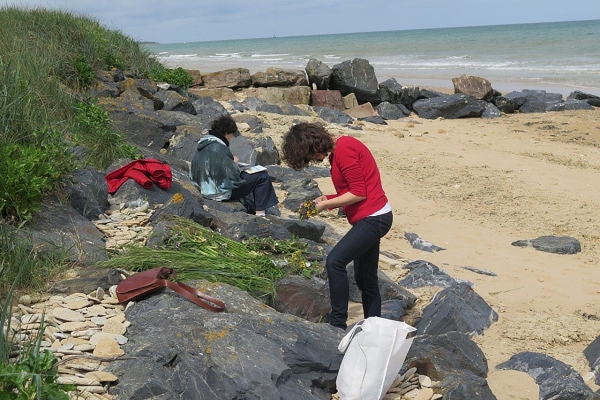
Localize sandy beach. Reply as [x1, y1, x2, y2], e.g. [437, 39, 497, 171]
[256, 101, 600, 398]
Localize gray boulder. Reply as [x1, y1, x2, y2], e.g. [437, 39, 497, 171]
[414, 282, 498, 335]
[330, 58, 380, 104]
[64, 166, 109, 220]
[412, 94, 487, 119]
[497, 352, 594, 400]
[511, 235, 581, 254]
[106, 285, 343, 400]
[305, 58, 332, 90]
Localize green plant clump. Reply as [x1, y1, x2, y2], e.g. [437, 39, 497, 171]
[0, 224, 69, 299]
[0, 129, 75, 221]
[73, 100, 141, 170]
[150, 66, 193, 89]
[98, 217, 320, 299]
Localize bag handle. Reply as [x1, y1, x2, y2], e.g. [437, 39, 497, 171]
[338, 319, 365, 353]
[164, 279, 226, 312]
[157, 267, 225, 312]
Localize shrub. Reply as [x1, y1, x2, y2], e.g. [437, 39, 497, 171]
[73, 54, 95, 88]
[150, 67, 193, 89]
[73, 100, 141, 170]
[0, 129, 75, 221]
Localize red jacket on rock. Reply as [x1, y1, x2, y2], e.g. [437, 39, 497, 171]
[105, 158, 172, 194]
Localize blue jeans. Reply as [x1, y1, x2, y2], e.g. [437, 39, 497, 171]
[326, 211, 393, 329]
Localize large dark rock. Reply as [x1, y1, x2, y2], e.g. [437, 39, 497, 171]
[568, 91, 600, 107]
[546, 99, 595, 111]
[403, 331, 489, 380]
[438, 371, 498, 400]
[275, 276, 330, 322]
[25, 200, 107, 266]
[414, 282, 498, 335]
[511, 235, 581, 254]
[330, 58, 380, 104]
[584, 335, 600, 385]
[64, 167, 109, 220]
[412, 94, 487, 119]
[497, 352, 594, 400]
[376, 101, 406, 120]
[313, 106, 354, 125]
[99, 95, 175, 152]
[281, 178, 323, 212]
[106, 285, 343, 400]
[305, 58, 332, 90]
[154, 89, 196, 114]
[230, 135, 280, 166]
[378, 78, 403, 104]
[398, 260, 464, 289]
[231, 113, 264, 133]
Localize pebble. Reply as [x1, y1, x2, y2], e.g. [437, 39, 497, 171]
[9, 284, 127, 400]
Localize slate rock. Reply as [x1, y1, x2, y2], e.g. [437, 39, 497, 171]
[412, 94, 487, 119]
[404, 232, 445, 252]
[511, 235, 581, 254]
[403, 331, 489, 380]
[330, 58, 380, 104]
[376, 101, 406, 120]
[497, 351, 594, 400]
[414, 282, 498, 335]
[274, 276, 330, 322]
[25, 200, 107, 266]
[107, 286, 342, 400]
[438, 371, 498, 400]
[313, 106, 354, 125]
[64, 166, 109, 220]
[398, 260, 464, 289]
[305, 58, 332, 90]
[378, 78, 403, 104]
[584, 335, 600, 385]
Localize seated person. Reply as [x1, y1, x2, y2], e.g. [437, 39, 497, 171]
[189, 115, 278, 216]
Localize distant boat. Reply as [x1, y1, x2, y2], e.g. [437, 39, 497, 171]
[273, 34, 276, 38]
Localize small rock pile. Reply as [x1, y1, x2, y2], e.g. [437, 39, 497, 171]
[9, 285, 130, 399]
[92, 199, 154, 251]
[331, 367, 441, 400]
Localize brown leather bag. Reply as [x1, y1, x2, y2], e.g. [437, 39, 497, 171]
[116, 267, 225, 312]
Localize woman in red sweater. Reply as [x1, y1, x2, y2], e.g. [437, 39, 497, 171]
[281, 123, 393, 330]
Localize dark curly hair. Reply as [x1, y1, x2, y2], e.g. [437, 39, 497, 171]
[211, 114, 238, 135]
[281, 122, 334, 170]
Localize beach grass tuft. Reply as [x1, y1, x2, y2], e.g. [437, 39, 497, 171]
[0, 6, 163, 221]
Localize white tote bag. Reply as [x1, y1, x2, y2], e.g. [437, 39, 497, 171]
[336, 317, 416, 400]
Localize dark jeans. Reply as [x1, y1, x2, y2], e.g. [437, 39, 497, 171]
[230, 171, 278, 211]
[326, 211, 393, 330]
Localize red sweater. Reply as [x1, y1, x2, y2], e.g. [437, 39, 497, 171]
[326, 136, 389, 225]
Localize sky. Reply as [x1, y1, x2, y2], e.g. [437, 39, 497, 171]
[2, 0, 600, 44]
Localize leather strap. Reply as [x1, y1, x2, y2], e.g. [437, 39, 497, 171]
[163, 279, 226, 312]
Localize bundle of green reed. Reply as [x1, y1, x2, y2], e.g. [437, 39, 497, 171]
[98, 216, 317, 299]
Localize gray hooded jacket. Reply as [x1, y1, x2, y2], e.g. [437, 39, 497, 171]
[189, 134, 245, 201]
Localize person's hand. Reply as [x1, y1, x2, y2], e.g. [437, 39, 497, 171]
[314, 195, 327, 204]
[314, 196, 328, 212]
[233, 156, 239, 163]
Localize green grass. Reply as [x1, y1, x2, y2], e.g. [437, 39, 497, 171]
[1, 265, 74, 399]
[0, 224, 70, 299]
[97, 216, 321, 300]
[0, 6, 163, 221]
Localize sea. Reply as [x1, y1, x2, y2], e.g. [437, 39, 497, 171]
[143, 19, 600, 97]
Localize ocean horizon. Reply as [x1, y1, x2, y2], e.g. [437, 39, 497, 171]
[144, 20, 600, 97]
